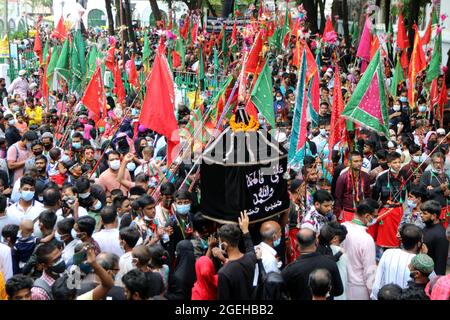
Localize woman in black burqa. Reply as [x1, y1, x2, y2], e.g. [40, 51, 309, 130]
[164, 240, 196, 300]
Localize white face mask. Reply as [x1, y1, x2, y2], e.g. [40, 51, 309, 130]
[393, 105, 401, 112]
[276, 96, 283, 101]
[109, 159, 121, 170]
[412, 155, 422, 164]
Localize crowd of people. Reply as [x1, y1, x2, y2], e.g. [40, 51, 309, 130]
[0, 5, 449, 301]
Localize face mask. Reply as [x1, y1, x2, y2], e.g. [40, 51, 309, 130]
[48, 257, 66, 274]
[432, 167, 443, 174]
[13, 106, 20, 112]
[8, 119, 15, 126]
[412, 156, 422, 164]
[319, 128, 327, 136]
[126, 162, 136, 171]
[54, 231, 62, 242]
[393, 105, 401, 112]
[79, 119, 87, 124]
[109, 159, 121, 170]
[428, 141, 437, 150]
[399, 97, 407, 103]
[43, 143, 52, 151]
[366, 217, 378, 227]
[418, 105, 427, 113]
[380, 163, 388, 170]
[72, 142, 81, 150]
[276, 96, 282, 101]
[143, 215, 154, 223]
[273, 237, 281, 247]
[21, 190, 35, 202]
[61, 154, 70, 163]
[92, 200, 102, 211]
[407, 199, 417, 209]
[26, 142, 32, 150]
[71, 229, 80, 240]
[409, 271, 418, 279]
[131, 108, 138, 116]
[79, 192, 90, 199]
[176, 204, 191, 215]
[390, 168, 399, 174]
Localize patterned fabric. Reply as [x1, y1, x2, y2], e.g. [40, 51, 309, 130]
[426, 275, 450, 300]
[31, 272, 55, 300]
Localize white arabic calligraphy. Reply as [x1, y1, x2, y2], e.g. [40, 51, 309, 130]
[252, 186, 275, 205]
[265, 200, 282, 212]
[246, 207, 260, 216]
[246, 169, 265, 188]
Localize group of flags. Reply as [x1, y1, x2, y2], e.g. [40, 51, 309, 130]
[29, 6, 448, 167]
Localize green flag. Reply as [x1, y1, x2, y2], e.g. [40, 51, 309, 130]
[269, 26, 281, 49]
[280, 6, 290, 48]
[46, 45, 61, 88]
[341, 50, 390, 137]
[87, 45, 98, 79]
[70, 29, 86, 94]
[199, 46, 204, 81]
[391, 55, 404, 96]
[250, 60, 276, 128]
[175, 37, 185, 69]
[55, 38, 71, 84]
[213, 46, 219, 90]
[142, 33, 151, 66]
[351, 21, 358, 45]
[425, 31, 442, 83]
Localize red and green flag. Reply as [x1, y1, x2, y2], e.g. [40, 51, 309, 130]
[341, 49, 390, 138]
[249, 60, 275, 128]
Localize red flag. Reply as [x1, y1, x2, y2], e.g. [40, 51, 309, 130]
[245, 100, 259, 120]
[172, 50, 181, 68]
[33, 27, 43, 65]
[329, 64, 345, 159]
[51, 16, 67, 41]
[245, 32, 264, 74]
[438, 80, 448, 126]
[139, 52, 179, 165]
[397, 14, 409, 50]
[105, 46, 115, 72]
[180, 15, 190, 40]
[323, 16, 334, 35]
[408, 25, 427, 106]
[191, 21, 199, 44]
[81, 66, 107, 121]
[113, 63, 125, 105]
[231, 22, 237, 47]
[400, 49, 408, 71]
[267, 21, 275, 37]
[292, 42, 317, 82]
[126, 55, 139, 88]
[421, 15, 432, 46]
[370, 35, 380, 59]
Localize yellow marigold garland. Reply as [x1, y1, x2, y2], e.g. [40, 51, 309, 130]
[229, 115, 260, 132]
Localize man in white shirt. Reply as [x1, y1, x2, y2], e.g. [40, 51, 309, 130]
[92, 206, 124, 257]
[371, 224, 424, 299]
[116, 226, 141, 287]
[253, 221, 282, 286]
[341, 199, 378, 300]
[56, 217, 81, 265]
[7, 70, 29, 100]
[0, 241, 13, 281]
[6, 176, 43, 224]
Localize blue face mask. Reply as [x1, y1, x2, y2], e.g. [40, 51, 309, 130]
[176, 204, 191, 215]
[407, 199, 417, 209]
[72, 142, 82, 149]
[126, 162, 136, 171]
[21, 190, 35, 202]
[399, 96, 407, 103]
[92, 200, 102, 211]
[54, 231, 62, 242]
[273, 237, 281, 247]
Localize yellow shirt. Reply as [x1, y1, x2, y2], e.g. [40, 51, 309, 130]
[0, 272, 7, 300]
[25, 106, 43, 126]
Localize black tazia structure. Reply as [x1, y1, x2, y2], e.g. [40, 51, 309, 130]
[200, 108, 290, 224]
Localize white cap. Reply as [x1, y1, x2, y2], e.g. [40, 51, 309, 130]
[29, 83, 37, 89]
[437, 128, 446, 136]
[387, 141, 395, 148]
[18, 70, 26, 76]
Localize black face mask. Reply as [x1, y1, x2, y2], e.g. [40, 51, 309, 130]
[48, 258, 66, 275]
[380, 163, 389, 170]
[43, 144, 52, 151]
[428, 141, 437, 150]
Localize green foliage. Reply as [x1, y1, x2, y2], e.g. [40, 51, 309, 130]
[11, 31, 26, 40]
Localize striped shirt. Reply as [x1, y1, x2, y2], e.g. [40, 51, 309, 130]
[31, 272, 56, 300]
[370, 248, 415, 300]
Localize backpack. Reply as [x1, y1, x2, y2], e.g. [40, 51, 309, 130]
[33, 278, 54, 300]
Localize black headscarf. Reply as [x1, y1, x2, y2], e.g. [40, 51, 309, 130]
[166, 240, 196, 300]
